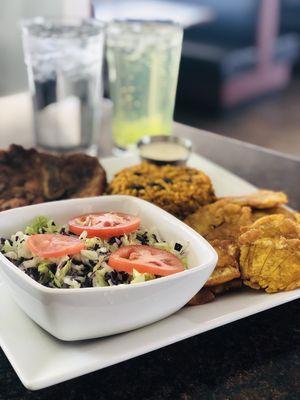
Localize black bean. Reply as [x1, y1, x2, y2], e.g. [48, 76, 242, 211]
[134, 172, 142, 176]
[71, 259, 82, 266]
[118, 271, 129, 282]
[136, 233, 149, 245]
[107, 237, 116, 245]
[129, 184, 144, 190]
[51, 221, 56, 226]
[104, 271, 117, 285]
[89, 260, 98, 268]
[174, 243, 183, 252]
[104, 270, 129, 285]
[82, 276, 93, 288]
[107, 236, 122, 245]
[60, 227, 70, 235]
[156, 185, 165, 190]
[0, 237, 6, 245]
[26, 267, 39, 281]
[163, 177, 173, 183]
[152, 234, 159, 243]
[13, 259, 22, 267]
[148, 182, 164, 190]
[48, 263, 57, 273]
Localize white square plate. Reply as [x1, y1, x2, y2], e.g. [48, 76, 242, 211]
[1, 153, 299, 390]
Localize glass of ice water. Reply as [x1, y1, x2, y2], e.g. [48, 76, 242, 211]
[106, 20, 183, 151]
[22, 18, 105, 155]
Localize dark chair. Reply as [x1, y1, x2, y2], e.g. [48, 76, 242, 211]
[280, 0, 300, 68]
[176, 0, 299, 112]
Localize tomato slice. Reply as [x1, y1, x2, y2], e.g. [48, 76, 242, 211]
[68, 212, 141, 239]
[108, 245, 185, 276]
[27, 234, 85, 259]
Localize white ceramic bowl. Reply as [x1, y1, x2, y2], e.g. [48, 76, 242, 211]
[0, 195, 217, 341]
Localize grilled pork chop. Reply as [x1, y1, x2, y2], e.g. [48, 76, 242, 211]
[0, 145, 107, 211]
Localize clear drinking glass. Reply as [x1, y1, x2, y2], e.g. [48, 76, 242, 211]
[106, 20, 183, 150]
[22, 18, 104, 155]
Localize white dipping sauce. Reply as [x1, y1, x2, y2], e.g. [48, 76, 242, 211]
[139, 142, 189, 161]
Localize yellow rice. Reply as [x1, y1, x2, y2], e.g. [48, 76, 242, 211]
[108, 162, 215, 219]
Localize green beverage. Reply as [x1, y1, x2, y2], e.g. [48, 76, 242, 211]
[106, 21, 183, 149]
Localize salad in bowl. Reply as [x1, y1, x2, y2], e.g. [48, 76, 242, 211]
[1, 212, 188, 289]
[0, 195, 217, 340]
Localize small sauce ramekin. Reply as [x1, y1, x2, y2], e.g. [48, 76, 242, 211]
[137, 135, 192, 165]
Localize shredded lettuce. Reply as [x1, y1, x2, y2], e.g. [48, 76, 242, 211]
[2, 240, 15, 253]
[16, 233, 32, 258]
[38, 261, 50, 275]
[25, 216, 60, 235]
[63, 276, 81, 288]
[80, 249, 99, 261]
[3, 232, 32, 259]
[93, 265, 113, 287]
[152, 242, 173, 251]
[85, 237, 101, 249]
[37, 261, 55, 284]
[54, 260, 72, 288]
[3, 251, 18, 260]
[181, 256, 189, 269]
[131, 269, 155, 284]
[22, 258, 39, 269]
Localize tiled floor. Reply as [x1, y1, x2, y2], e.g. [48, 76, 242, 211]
[175, 76, 300, 158]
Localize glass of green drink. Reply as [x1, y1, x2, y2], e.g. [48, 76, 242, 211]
[106, 20, 183, 150]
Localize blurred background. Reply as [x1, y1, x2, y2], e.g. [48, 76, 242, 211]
[1, 0, 300, 156]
